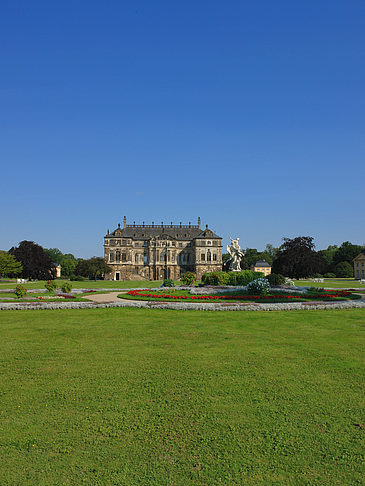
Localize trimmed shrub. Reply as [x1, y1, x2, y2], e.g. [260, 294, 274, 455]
[45, 280, 58, 292]
[202, 271, 230, 286]
[265, 273, 286, 286]
[202, 270, 263, 286]
[246, 278, 271, 295]
[181, 272, 196, 286]
[324, 272, 336, 278]
[61, 282, 72, 293]
[14, 285, 27, 299]
[162, 279, 174, 287]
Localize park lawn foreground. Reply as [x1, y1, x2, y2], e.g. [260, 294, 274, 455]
[0, 308, 364, 485]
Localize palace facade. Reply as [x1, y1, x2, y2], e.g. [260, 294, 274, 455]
[104, 217, 222, 280]
[353, 250, 365, 279]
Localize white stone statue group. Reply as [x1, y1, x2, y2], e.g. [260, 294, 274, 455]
[226, 237, 245, 271]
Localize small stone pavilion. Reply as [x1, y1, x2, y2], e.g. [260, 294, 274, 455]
[104, 217, 223, 280]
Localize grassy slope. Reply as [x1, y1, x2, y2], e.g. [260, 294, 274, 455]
[0, 308, 364, 485]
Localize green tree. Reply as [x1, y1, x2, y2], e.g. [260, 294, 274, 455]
[60, 254, 78, 277]
[265, 244, 279, 261]
[332, 242, 362, 266]
[44, 248, 63, 264]
[319, 245, 338, 272]
[240, 249, 261, 269]
[9, 241, 56, 280]
[272, 236, 325, 279]
[0, 251, 23, 278]
[75, 257, 111, 280]
[334, 261, 353, 278]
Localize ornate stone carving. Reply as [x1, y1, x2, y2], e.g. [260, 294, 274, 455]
[226, 237, 245, 271]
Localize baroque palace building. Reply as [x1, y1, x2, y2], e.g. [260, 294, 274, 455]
[104, 217, 223, 280]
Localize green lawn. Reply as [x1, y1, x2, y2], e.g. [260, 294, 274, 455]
[0, 308, 364, 485]
[0, 279, 167, 290]
[294, 278, 365, 288]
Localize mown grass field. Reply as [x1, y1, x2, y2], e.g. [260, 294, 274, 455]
[294, 278, 365, 288]
[0, 279, 166, 290]
[0, 308, 364, 485]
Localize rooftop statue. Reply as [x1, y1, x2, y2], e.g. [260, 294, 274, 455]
[227, 237, 245, 271]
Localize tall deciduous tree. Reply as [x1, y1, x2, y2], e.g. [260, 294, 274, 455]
[75, 257, 111, 280]
[272, 236, 325, 279]
[332, 241, 362, 266]
[9, 241, 56, 280]
[0, 251, 23, 278]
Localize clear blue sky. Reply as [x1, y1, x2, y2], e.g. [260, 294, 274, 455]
[1, 1, 364, 257]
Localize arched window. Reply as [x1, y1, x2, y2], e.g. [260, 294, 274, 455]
[116, 251, 120, 262]
[135, 254, 139, 263]
[160, 250, 166, 263]
[207, 250, 211, 262]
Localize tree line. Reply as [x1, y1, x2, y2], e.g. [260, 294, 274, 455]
[0, 241, 111, 280]
[0, 237, 363, 281]
[225, 238, 363, 279]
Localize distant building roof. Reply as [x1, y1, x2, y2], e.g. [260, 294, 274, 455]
[253, 260, 271, 267]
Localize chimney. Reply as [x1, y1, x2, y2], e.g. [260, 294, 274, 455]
[118, 223, 121, 228]
[198, 217, 201, 229]
[123, 216, 126, 228]
[206, 224, 208, 229]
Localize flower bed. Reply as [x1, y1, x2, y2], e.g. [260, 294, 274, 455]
[125, 289, 357, 303]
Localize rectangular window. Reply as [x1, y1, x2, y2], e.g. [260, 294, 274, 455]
[122, 239, 126, 245]
[143, 241, 148, 246]
[201, 254, 205, 261]
[213, 254, 217, 261]
[179, 243, 183, 247]
[122, 253, 126, 262]
[201, 241, 206, 245]
[213, 241, 218, 246]
[109, 253, 114, 262]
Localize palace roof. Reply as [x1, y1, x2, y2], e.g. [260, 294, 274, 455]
[105, 222, 221, 241]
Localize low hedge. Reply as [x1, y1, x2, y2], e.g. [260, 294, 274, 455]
[201, 270, 264, 286]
